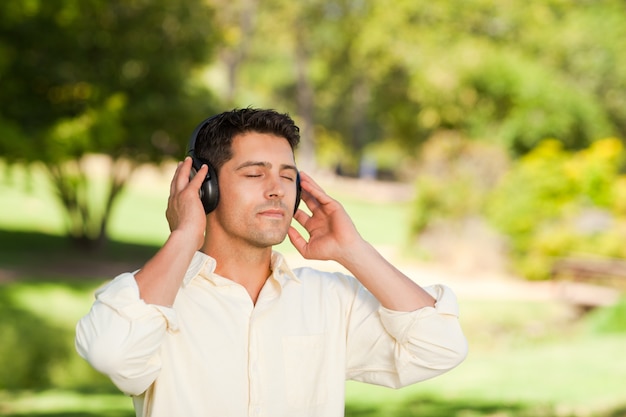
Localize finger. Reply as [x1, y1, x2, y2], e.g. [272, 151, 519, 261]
[188, 162, 208, 190]
[298, 188, 321, 212]
[170, 161, 184, 196]
[172, 157, 195, 193]
[292, 208, 311, 227]
[287, 226, 308, 256]
[299, 172, 334, 205]
[299, 171, 326, 191]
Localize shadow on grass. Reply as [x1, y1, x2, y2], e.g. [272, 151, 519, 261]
[346, 395, 626, 417]
[1, 412, 134, 417]
[0, 230, 159, 394]
[4, 230, 625, 417]
[5, 395, 624, 417]
[0, 229, 159, 280]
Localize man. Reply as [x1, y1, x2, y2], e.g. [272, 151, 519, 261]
[76, 108, 467, 417]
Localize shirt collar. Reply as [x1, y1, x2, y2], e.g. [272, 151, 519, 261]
[182, 251, 216, 287]
[182, 250, 300, 287]
[270, 251, 300, 286]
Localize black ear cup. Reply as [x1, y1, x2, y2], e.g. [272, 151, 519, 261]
[190, 155, 219, 214]
[294, 172, 302, 215]
[187, 116, 220, 214]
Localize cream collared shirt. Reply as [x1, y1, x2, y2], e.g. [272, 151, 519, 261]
[76, 251, 467, 417]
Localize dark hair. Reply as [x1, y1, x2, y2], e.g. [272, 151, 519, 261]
[195, 108, 301, 171]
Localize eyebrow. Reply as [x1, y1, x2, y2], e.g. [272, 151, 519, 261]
[235, 161, 298, 173]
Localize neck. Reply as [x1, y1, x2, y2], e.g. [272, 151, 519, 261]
[201, 239, 273, 305]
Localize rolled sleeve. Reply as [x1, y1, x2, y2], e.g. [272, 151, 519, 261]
[75, 273, 175, 396]
[378, 284, 461, 342]
[378, 285, 468, 386]
[95, 273, 179, 331]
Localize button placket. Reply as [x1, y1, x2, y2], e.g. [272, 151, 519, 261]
[248, 312, 261, 416]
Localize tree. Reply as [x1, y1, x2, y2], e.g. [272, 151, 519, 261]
[350, 0, 622, 155]
[234, 0, 626, 166]
[240, 0, 377, 173]
[209, 0, 260, 107]
[0, 0, 220, 249]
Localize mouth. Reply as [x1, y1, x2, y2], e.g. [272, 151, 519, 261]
[258, 208, 286, 218]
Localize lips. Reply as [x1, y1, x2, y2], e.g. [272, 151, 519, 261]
[258, 208, 285, 217]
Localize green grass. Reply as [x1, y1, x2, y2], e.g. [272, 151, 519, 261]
[0, 390, 134, 417]
[1, 162, 626, 416]
[347, 299, 626, 416]
[3, 280, 625, 416]
[347, 333, 626, 414]
[0, 162, 412, 248]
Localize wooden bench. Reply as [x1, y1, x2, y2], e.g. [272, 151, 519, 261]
[550, 257, 625, 312]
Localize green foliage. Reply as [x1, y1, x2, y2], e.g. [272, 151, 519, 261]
[3, 0, 626, 247]
[485, 138, 626, 280]
[231, 0, 626, 169]
[409, 136, 626, 280]
[459, 50, 613, 154]
[0, 0, 220, 162]
[0, 0, 220, 247]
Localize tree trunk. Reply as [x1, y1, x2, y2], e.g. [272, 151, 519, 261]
[294, 25, 316, 173]
[45, 155, 135, 252]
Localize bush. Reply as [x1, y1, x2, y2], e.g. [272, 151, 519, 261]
[410, 131, 508, 235]
[408, 132, 510, 267]
[485, 138, 626, 280]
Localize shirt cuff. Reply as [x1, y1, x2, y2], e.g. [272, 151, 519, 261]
[378, 284, 460, 342]
[95, 272, 179, 331]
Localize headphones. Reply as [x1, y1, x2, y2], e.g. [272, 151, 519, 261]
[186, 115, 302, 215]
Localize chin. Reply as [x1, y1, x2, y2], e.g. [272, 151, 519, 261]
[248, 231, 288, 248]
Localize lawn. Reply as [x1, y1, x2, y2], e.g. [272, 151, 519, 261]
[1, 162, 625, 416]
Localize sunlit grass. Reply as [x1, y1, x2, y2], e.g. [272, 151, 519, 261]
[0, 164, 66, 235]
[407, 335, 625, 412]
[345, 333, 626, 417]
[0, 161, 413, 248]
[3, 281, 626, 416]
[6, 281, 102, 328]
[0, 389, 133, 416]
[107, 180, 171, 247]
[3, 278, 625, 416]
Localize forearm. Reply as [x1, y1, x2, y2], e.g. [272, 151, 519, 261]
[135, 230, 199, 306]
[337, 240, 435, 312]
[134, 156, 207, 306]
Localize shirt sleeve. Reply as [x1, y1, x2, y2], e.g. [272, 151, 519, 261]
[75, 273, 178, 396]
[345, 284, 468, 388]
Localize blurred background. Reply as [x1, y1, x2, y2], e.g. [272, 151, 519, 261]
[1, 0, 625, 416]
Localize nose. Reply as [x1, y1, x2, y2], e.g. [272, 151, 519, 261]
[266, 173, 286, 200]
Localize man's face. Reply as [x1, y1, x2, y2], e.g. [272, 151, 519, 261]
[211, 132, 298, 248]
